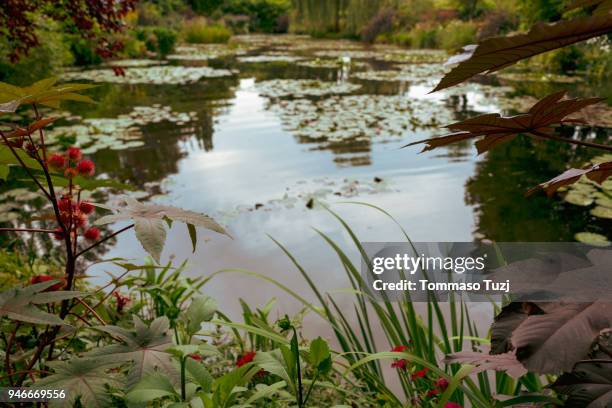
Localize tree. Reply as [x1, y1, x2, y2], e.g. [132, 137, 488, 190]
[0, 0, 138, 62]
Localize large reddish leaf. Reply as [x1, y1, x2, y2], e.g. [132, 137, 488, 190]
[405, 91, 603, 154]
[527, 161, 612, 197]
[552, 360, 612, 407]
[444, 348, 527, 378]
[511, 301, 612, 374]
[432, 14, 612, 92]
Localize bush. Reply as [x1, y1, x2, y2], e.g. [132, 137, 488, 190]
[360, 7, 396, 43]
[437, 20, 477, 51]
[221, 0, 290, 33]
[69, 38, 103, 66]
[182, 19, 232, 44]
[189, 0, 224, 14]
[407, 23, 440, 49]
[135, 27, 178, 56]
[0, 28, 73, 84]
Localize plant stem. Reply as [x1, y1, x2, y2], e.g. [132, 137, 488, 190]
[4, 323, 20, 386]
[532, 130, 612, 152]
[292, 328, 303, 408]
[74, 298, 106, 325]
[75, 224, 135, 259]
[181, 357, 186, 401]
[32, 103, 48, 164]
[302, 370, 319, 407]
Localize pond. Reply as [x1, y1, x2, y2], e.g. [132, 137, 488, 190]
[45, 35, 611, 323]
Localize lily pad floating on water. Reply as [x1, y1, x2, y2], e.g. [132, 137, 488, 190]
[167, 44, 249, 61]
[269, 94, 455, 148]
[296, 58, 368, 69]
[591, 206, 612, 219]
[256, 79, 361, 98]
[237, 54, 306, 63]
[63, 66, 235, 85]
[105, 59, 168, 68]
[46, 105, 197, 154]
[575, 232, 611, 247]
[353, 64, 447, 83]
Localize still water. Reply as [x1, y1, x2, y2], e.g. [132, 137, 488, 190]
[54, 35, 610, 322]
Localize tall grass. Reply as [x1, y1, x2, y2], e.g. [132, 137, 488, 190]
[208, 203, 558, 406]
[182, 18, 232, 44]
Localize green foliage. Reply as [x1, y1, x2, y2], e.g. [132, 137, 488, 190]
[437, 20, 478, 51]
[0, 281, 84, 325]
[68, 38, 104, 66]
[406, 23, 440, 48]
[182, 19, 233, 44]
[189, 0, 225, 14]
[221, 0, 291, 33]
[34, 358, 120, 408]
[95, 196, 228, 263]
[135, 26, 178, 57]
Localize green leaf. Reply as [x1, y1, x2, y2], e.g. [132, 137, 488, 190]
[244, 381, 287, 404]
[134, 216, 167, 264]
[188, 223, 197, 253]
[309, 337, 331, 368]
[0, 165, 9, 180]
[34, 358, 119, 408]
[94, 197, 228, 262]
[0, 77, 97, 109]
[0, 281, 84, 325]
[89, 316, 177, 388]
[183, 295, 218, 335]
[126, 373, 178, 404]
[185, 358, 214, 392]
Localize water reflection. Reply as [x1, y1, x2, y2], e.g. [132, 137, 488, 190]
[41, 36, 609, 317]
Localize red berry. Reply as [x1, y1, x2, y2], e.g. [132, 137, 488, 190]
[189, 354, 203, 361]
[84, 227, 100, 241]
[74, 212, 88, 228]
[444, 403, 462, 408]
[58, 197, 73, 212]
[64, 168, 78, 178]
[76, 160, 95, 176]
[435, 378, 449, 391]
[67, 147, 82, 161]
[79, 201, 95, 214]
[426, 389, 439, 398]
[48, 153, 66, 169]
[236, 351, 256, 367]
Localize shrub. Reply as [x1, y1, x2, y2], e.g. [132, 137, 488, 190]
[389, 31, 413, 47]
[437, 20, 478, 51]
[407, 23, 440, 49]
[221, 0, 290, 33]
[189, 0, 224, 14]
[135, 27, 178, 56]
[182, 19, 232, 44]
[360, 7, 396, 43]
[69, 38, 104, 66]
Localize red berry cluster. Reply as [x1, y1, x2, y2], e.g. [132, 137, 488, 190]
[390, 343, 459, 407]
[113, 291, 130, 313]
[53, 195, 100, 242]
[48, 146, 95, 177]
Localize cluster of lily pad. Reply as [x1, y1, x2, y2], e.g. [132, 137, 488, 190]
[45, 106, 198, 154]
[268, 94, 455, 147]
[256, 79, 361, 98]
[353, 64, 447, 83]
[64, 66, 235, 85]
[237, 53, 306, 63]
[167, 44, 250, 61]
[558, 154, 612, 246]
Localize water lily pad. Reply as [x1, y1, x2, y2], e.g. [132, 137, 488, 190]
[575, 232, 611, 247]
[64, 66, 235, 84]
[237, 54, 306, 63]
[46, 106, 197, 154]
[353, 64, 447, 83]
[591, 206, 612, 219]
[167, 44, 249, 61]
[256, 79, 361, 98]
[564, 191, 594, 206]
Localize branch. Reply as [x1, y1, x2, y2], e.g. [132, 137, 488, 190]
[0, 130, 51, 200]
[531, 130, 612, 152]
[75, 224, 134, 259]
